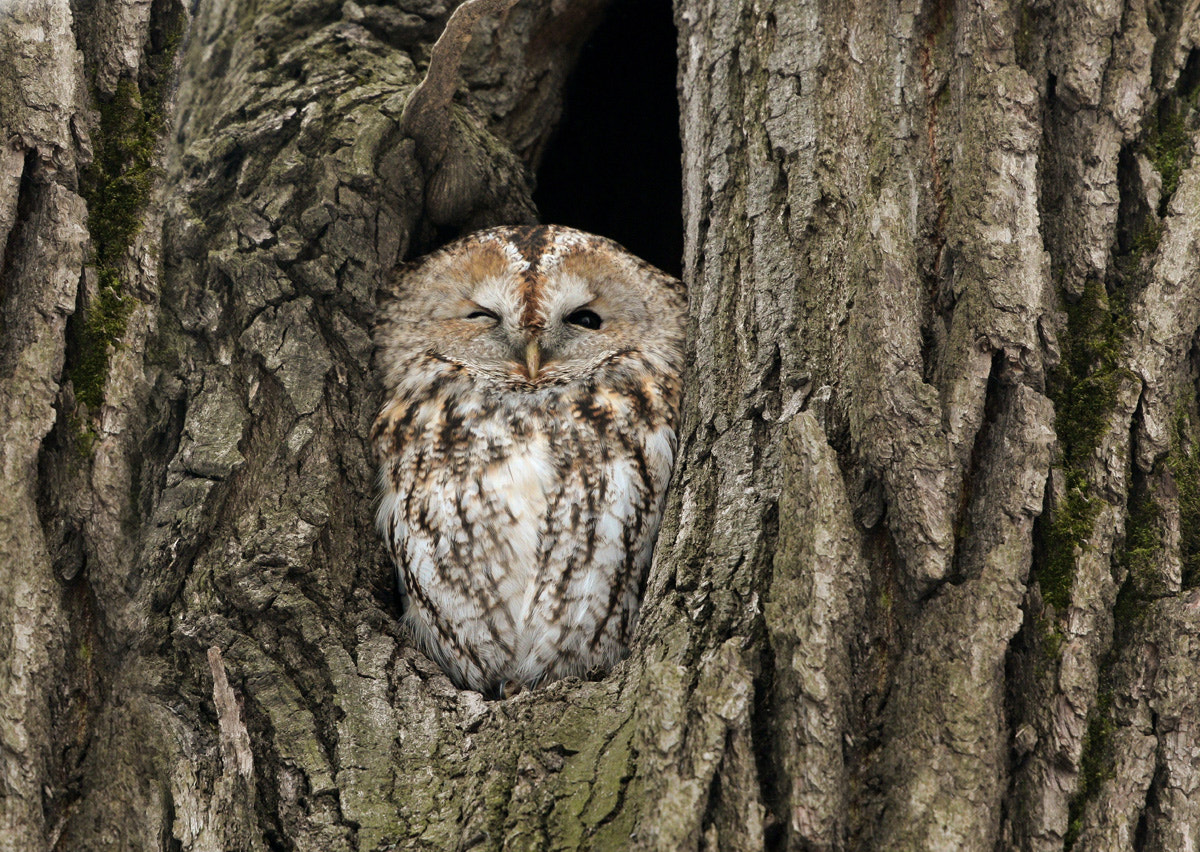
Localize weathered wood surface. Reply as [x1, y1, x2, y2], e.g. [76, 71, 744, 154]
[2, 0, 1199, 849]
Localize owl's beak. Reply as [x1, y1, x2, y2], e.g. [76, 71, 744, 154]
[525, 338, 541, 379]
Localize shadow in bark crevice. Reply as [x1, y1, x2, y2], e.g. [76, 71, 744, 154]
[533, 0, 682, 277]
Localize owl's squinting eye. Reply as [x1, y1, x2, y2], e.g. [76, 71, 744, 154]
[466, 307, 499, 322]
[565, 309, 602, 330]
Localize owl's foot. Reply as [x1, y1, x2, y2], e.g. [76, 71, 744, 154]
[493, 679, 527, 700]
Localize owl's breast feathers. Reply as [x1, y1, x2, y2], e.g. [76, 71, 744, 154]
[372, 355, 680, 695]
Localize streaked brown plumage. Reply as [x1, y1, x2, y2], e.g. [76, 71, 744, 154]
[372, 225, 685, 697]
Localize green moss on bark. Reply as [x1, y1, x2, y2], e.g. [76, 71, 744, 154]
[1038, 279, 1130, 610]
[1167, 411, 1200, 587]
[1120, 410, 1200, 593]
[1121, 484, 1162, 585]
[84, 78, 160, 266]
[71, 270, 136, 412]
[1064, 686, 1115, 849]
[1145, 110, 1191, 206]
[1038, 478, 1100, 611]
[70, 74, 159, 412]
[1143, 64, 1200, 212]
[69, 18, 181, 416]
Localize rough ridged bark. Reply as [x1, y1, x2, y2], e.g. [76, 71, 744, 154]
[0, 2, 88, 847]
[3, 0, 1200, 849]
[676, 0, 1200, 849]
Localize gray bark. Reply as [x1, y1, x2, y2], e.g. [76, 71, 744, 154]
[1, 0, 1199, 849]
[673, 0, 1200, 849]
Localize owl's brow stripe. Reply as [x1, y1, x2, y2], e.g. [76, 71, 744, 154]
[503, 225, 552, 328]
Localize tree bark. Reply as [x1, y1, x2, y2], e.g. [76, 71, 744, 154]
[3, 0, 1200, 849]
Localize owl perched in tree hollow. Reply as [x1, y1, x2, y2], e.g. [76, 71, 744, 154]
[372, 225, 686, 697]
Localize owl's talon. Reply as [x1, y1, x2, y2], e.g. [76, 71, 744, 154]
[496, 680, 525, 700]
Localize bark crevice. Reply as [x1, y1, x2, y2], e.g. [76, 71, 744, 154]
[6, 0, 1200, 849]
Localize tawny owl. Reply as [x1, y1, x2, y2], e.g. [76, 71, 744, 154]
[372, 225, 686, 697]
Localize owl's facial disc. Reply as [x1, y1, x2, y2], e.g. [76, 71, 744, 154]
[451, 292, 548, 382]
[455, 286, 611, 383]
[395, 227, 682, 390]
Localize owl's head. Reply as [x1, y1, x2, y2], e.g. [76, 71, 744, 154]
[378, 225, 686, 391]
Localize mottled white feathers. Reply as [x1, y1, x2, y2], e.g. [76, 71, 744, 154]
[372, 225, 686, 697]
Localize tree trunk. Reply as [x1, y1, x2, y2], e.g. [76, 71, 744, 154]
[3, 0, 1200, 848]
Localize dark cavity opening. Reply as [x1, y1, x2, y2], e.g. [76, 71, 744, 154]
[534, 0, 682, 278]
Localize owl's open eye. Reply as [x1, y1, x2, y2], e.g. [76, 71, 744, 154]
[466, 307, 500, 322]
[565, 309, 602, 330]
